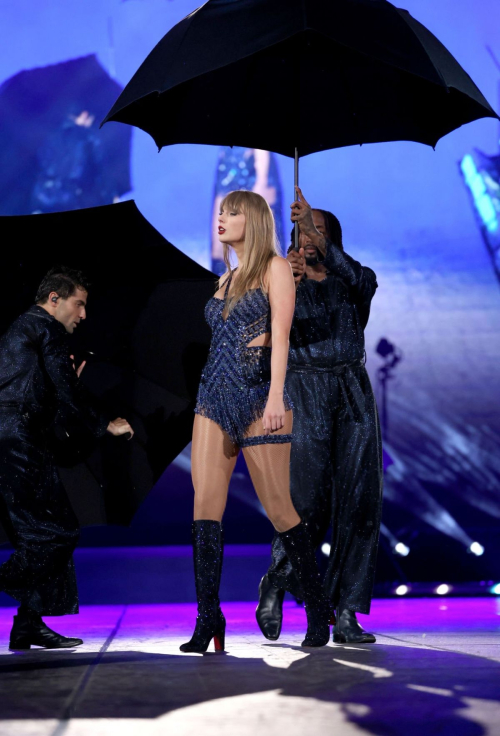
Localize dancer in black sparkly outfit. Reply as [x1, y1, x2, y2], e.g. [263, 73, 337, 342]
[180, 190, 330, 654]
[256, 188, 383, 644]
[0, 266, 133, 650]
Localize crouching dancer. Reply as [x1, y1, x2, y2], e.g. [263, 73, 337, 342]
[0, 266, 133, 650]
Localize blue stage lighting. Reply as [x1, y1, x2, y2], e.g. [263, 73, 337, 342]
[469, 542, 485, 556]
[490, 583, 500, 595]
[394, 542, 410, 557]
[460, 155, 499, 233]
[435, 584, 451, 595]
[395, 585, 409, 596]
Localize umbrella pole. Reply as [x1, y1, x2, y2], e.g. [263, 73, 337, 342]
[294, 147, 299, 251]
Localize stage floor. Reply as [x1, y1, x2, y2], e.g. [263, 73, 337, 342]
[0, 597, 499, 736]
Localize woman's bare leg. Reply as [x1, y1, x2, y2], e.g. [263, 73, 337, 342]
[191, 415, 239, 521]
[241, 410, 300, 532]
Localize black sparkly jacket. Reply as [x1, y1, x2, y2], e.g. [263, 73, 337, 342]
[289, 239, 377, 369]
[0, 305, 109, 437]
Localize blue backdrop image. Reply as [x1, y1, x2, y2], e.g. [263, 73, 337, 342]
[1, 0, 499, 584]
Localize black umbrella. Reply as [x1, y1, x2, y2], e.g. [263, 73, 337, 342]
[102, 0, 497, 203]
[0, 201, 215, 544]
[0, 54, 132, 216]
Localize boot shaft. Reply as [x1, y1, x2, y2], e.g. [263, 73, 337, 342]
[277, 522, 324, 604]
[191, 520, 224, 605]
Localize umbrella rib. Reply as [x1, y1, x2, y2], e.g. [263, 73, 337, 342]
[394, 9, 448, 90]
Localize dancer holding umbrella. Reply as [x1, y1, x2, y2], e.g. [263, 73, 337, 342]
[256, 187, 382, 643]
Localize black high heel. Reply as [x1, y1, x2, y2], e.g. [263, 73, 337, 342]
[278, 522, 330, 647]
[180, 520, 226, 654]
[180, 606, 226, 653]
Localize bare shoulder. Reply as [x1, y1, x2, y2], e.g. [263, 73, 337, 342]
[270, 255, 291, 272]
[267, 256, 293, 286]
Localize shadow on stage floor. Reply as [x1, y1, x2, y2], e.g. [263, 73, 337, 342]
[1, 641, 499, 735]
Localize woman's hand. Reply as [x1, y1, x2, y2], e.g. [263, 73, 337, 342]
[262, 395, 286, 433]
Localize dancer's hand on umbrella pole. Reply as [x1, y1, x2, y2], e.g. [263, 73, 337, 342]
[290, 187, 326, 257]
[290, 187, 315, 233]
[107, 417, 134, 439]
[287, 247, 305, 284]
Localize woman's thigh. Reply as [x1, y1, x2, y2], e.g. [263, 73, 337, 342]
[191, 415, 239, 521]
[242, 411, 299, 531]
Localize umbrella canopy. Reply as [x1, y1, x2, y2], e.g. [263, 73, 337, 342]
[102, 0, 497, 157]
[0, 201, 215, 543]
[0, 54, 131, 216]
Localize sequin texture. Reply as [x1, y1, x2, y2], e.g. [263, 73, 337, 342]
[195, 272, 293, 445]
[0, 306, 109, 615]
[267, 240, 384, 615]
[180, 520, 225, 653]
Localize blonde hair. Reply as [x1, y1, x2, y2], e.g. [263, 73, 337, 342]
[220, 190, 279, 315]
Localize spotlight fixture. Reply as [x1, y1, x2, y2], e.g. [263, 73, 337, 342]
[490, 583, 500, 595]
[395, 585, 409, 596]
[321, 543, 331, 556]
[435, 584, 451, 595]
[394, 542, 410, 557]
[469, 542, 485, 556]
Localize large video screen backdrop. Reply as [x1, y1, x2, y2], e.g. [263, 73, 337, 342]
[1, 0, 499, 580]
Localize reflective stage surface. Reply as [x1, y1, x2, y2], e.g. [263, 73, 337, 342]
[0, 597, 499, 736]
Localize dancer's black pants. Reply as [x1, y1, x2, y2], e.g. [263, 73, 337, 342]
[0, 411, 79, 616]
[267, 364, 383, 614]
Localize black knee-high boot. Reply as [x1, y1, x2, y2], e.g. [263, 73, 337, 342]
[278, 522, 330, 647]
[180, 520, 226, 653]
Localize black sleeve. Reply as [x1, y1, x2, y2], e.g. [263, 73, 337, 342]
[41, 323, 110, 438]
[322, 239, 378, 306]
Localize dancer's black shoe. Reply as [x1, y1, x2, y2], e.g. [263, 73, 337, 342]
[180, 520, 226, 653]
[9, 609, 83, 650]
[278, 522, 330, 647]
[333, 609, 376, 644]
[256, 574, 285, 641]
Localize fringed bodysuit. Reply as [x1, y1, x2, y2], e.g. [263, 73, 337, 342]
[195, 270, 293, 447]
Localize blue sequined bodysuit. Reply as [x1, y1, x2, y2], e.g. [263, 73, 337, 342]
[195, 271, 293, 447]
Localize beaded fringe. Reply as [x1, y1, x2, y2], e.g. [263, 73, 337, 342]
[195, 379, 293, 447]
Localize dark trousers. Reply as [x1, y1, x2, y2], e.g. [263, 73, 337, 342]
[267, 364, 383, 614]
[0, 412, 79, 616]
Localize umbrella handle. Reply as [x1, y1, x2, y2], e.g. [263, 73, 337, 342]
[294, 147, 300, 251]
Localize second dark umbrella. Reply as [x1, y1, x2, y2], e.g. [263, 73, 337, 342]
[0, 201, 215, 543]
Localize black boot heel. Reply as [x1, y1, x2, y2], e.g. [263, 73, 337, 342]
[180, 610, 226, 653]
[213, 621, 226, 652]
[9, 637, 31, 650]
